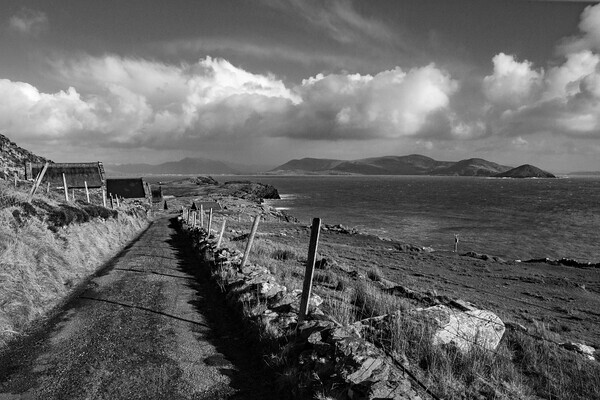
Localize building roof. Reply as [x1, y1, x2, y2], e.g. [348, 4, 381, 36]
[106, 178, 148, 199]
[26, 162, 104, 188]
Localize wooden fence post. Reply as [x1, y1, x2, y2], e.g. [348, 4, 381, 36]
[14, 172, 17, 188]
[208, 208, 213, 236]
[27, 162, 49, 201]
[298, 218, 322, 323]
[192, 211, 197, 227]
[454, 234, 459, 253]
[62, 173, 69, 202]
[102, 188, 106, 207]
[85, 181, 90, 203]
[200, 204, 204, 228]
[46, 182, 50, 194]
[115, 195, 120, 207]
[216, 218, 227, 249]
[240, 215, 261, 269]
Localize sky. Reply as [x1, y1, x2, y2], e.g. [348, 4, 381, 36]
[1, 0, 600, 172]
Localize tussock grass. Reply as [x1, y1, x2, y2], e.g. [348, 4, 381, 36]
[0, 181, 148, 348]
[218, 218, 600, 399]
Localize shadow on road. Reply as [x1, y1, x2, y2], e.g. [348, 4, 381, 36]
[165, 218, 290, 400]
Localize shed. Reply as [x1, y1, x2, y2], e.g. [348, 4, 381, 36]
[26, 162, 105, 188]
[106, 178, 148, 199]
[196, 201, 222, 211]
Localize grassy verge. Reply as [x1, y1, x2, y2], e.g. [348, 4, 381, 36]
[0, 180, 149, 347]
[221, 221, 600, 400]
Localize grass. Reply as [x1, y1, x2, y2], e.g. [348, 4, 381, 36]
[0, 180, 148, 348]
[220, 218, 600, 400]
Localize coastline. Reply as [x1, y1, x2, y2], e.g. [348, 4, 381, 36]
[159, 177, 600, 351]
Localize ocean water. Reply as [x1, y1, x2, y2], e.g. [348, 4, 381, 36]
[218, 175, 600, 263]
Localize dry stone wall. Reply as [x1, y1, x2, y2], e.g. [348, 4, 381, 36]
[178, 217, 425, 400]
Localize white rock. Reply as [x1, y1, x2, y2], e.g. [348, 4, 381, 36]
[418, 305, 505, 352]
[560, 342, 596, 360]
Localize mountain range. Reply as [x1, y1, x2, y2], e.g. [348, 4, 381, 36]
[270, 155, 516, 176]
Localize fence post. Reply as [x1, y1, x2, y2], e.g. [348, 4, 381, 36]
[216, 218, 227, 249]
[192, 211, 197, 227]
[240, 215, 260, 270]
[115, 195, 120, 207]
[200, 204, 204, 228]
[27, 162, 49, 202]
[208, 208, 213, 236]
[47, 182, 50, 194]
[85, 181, 90, 203]
[299, 218, 322, 323]
[102, 187, 106, 207]
[14, 172, 17, 188]
[454, 234, 459, 253]
[62, 173, 69, 202]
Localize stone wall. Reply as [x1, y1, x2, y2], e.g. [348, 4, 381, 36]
[178, 217, 425, 400]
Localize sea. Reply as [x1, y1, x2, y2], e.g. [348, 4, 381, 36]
[148, 174, 600, 263]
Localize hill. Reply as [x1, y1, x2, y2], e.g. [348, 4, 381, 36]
[107, 157, 238, 175]
[271, 155, 511, 176]
[0, 134, 51, 177]
[494, 164, 556, 178]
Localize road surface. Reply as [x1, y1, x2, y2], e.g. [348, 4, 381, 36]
[0, 217, 283, 400]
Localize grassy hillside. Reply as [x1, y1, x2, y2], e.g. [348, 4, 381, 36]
[0, 179, 149, 347]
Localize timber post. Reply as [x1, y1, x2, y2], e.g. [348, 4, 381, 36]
[298, 218, 322, 323]
[240, 215, 260, 270]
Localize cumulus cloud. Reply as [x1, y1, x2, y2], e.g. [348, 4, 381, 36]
[8, 8, 48, 36]
[483, 53, 543, 108]
[289, 64, 457, 139]
[481, 3, 600, 140]
[0, 54, 459, 150]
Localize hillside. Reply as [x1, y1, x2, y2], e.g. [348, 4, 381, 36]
[494, 164, 556, 178]
[107, 157, 238, 175]
[271, 154, 511, 176]
[0, 134, 51, 177]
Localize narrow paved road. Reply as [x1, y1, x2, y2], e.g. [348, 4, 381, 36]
[0, 217, 283, 400]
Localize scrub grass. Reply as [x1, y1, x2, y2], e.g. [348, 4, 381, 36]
[222, 219, 600, 400]
[0, 180, 148, 348]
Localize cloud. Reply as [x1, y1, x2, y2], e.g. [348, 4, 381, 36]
[289, 65, 458, 140]
[261, 0, 393, 45]
[7, 8, 48, 36]
[479, 4, 600, 140]
[483, 53, 543, 108]
[0, 54, 459, 150]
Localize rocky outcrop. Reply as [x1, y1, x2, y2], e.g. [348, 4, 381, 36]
[494, 164, 556, 178]
[0, 134, 50, 177]
[222, 181, 280, 201]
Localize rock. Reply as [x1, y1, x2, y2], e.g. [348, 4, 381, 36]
[560, 342, 596, 360]
[416, 305, 505, 352]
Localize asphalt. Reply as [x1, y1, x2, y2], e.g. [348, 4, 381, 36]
[0, 217, 284, 400]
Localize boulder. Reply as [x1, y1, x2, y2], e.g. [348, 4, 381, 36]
[416, 305, 505, 352]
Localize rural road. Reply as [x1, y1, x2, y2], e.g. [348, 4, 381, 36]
[0, 217, 283, 400]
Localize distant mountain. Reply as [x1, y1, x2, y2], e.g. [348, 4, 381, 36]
[0, 134, 51, 176]
[107, 157, 238, 175]
[494, 164, 556, 178]
[271, 155, 512, 176]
